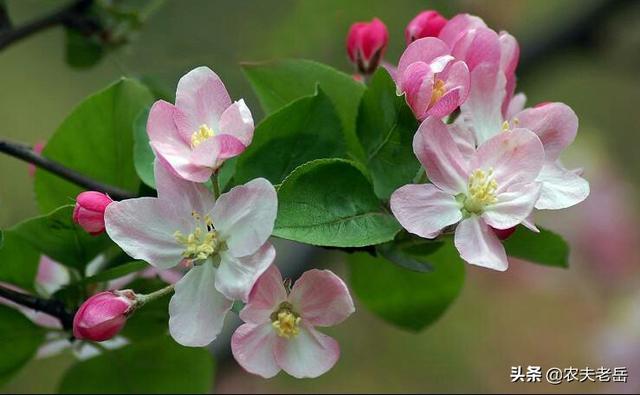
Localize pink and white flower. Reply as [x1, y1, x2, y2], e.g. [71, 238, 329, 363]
[104, 161, 277, 346]
[232, 265, 355, 378]
[148, 66, 254, 183]
[390, 117, 545, 271]
[396, 37, 470, 120]
[457, 66, 589, 210]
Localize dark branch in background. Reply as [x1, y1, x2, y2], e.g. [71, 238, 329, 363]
[0, 1, 12, 32]
[0, 0, 96, 51]
[0, 140, 135, 200]
[0, 284, 75, 330]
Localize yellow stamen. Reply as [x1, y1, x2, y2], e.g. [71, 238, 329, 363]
[429, 79, 446, 107]
[271, 307, 301, 339]
[464, 168, 498, 214]
[174, 213, 220, 261]
[190, 124, 215, 148]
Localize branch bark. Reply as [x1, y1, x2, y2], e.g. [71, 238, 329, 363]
[0, 139, 135, 200]
[0, 284, 75, 330]
[0, 0, 95, 51]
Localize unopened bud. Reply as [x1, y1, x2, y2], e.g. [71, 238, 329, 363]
[73, 290, 136, 342]
[492, 226, 517, 241]
[73, 191, 113, 235]
[405, 10, 447, 44]
[346, 18, 389, 75]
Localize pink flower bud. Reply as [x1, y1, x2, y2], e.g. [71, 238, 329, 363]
[73, 290, 136, 341]
[72, 191, 113, 235]
[405, 10, 448, 44]
[346, 18, 388, 75]
[492, 226, 517, 241]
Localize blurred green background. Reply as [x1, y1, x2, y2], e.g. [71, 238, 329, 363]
[1, 0, 639, 393]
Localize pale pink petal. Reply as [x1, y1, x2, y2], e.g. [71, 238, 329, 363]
[187, 135, 222, 173]
[240, 265, 287, 325]
[399, 61, 434, 119]
[521, 212, 540, 233]
[212, 178, 277, 257]
[168, 263, 232, 347]
[211, 134, 246, 160]
[219, 99, 254, 147]
[413, 117, 470, 194]
[390, 183, 462, 238]
[154, 159, 215, 216]
[506, 92, 526, 120]
[36, 256, 69, 296]
[148, 101, 198, 180]
[535, 161, 590, 210]
[216, 243, 275, 302]
[459, 63, 506, 144]
[397, 37, 450, 76]
[450, 26, 500, 71]
[174, 66, 232, 136]
[231, 323, 280, 378]
[483, 182, 541, 229]
[289, 269, 354, 327]
[514, 102, 578, 162]
[454, 216, 508, 271]
[471, 128, 544, 191]
[104, 198, 186, 269]
[274, 325, 340, 379]
[438, 13, 487, 48]
[449, 122, 476, 156]
[427, 88, 460, 119]
[499, 32, 520, 116]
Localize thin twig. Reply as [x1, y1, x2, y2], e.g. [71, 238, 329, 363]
[0, 0, 95, 51]
[0, 139, 135, 200]
[0, 284, 75, 330]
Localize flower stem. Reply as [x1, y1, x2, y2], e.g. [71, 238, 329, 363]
[135, 284, 175, 307]
[0, 139, 135, 200]
[211, 171, 221, 199]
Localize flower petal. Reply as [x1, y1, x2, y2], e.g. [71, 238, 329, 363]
[514, 102, 578, 162]
[450, 26, 500, 71]
[471, 128, 544, 191]
[399, 61, 434, 119]
[427, 60, 470, 118]
[168, 262, 232, 347]
[499, 32, 520, 116]
[288, 269, 354, 327]
[413, 117, 470, 194]
[216, 243, 276, 302]
[154, 159, 215, 216]
[506, 92, 526, 120]
[459, 63, 506, 144]
[104, 198, 185, 269]
[231, 323, 280, 378]
[174, 66, 232, 136]
[535, 161, 590, 210]
[483, 182, 541, 229]
[397, 37, 450, 76]
[240, 264, 287, 325]
[212, 178, 277, 257]
[454, 216, 508, 271]
[274, 325, 340, 379]
[219, 99, 254, 147]
[438, 13, 487, 48]
[390, 183, 462, 238]
[148, 101, 199, 180]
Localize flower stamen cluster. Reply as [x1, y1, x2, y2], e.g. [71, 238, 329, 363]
[464, 168, 498, 214]
[190, 124, 215, 148]
[173, 212, 221, 261]
[271, 302, 301, 339]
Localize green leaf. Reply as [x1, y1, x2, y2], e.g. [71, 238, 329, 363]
[10, 206, 111, 271]
[349, 240, 465, 331]
[274, 158, 401, 247]
[120, 278, 171, 341]
[0, 232, 40, 292]
[34, 78, 153, 213]
[58, 336, 214, 394]
[79, 261, 148, 285]
[242, 59, 366, 161]
[377, 240, 443, 272]
[0, 305, 46, 385]
[504, 226, 569, 268]
[133, 107, 156, 188]
[234, 89, 345, 185]
[65, 28, 104, 69]
[356, 68, 420, 200]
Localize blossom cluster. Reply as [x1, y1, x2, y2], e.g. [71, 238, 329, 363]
[348, 12, 588, 271]
[65, 9, 588, 380]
